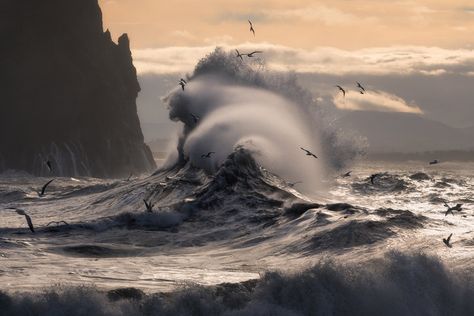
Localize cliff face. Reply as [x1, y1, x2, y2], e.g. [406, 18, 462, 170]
[0, 0, 156, 177]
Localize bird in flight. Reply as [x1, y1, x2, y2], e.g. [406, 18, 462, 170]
[143, 199, 154, 213]
[190, 114, 200, 123]
[356, 82, 365, 92]
[341, 171, 352, 178]
[246, 51, 262, 57]
[179, 79, 186, 91]
[429, 159, 439, 165]
[37, 179, 54, 197]
[45, 160, 53, 172]
[300, 147, 318, 159]
[444, 203, 462, 216]
[288, 181, 302, 188]
[8, 208, 35, 233]
[336, 85, 346, 98]
[201, 152, 215, 158]
[248, 20, 255, 36]
[236, 49, 245, 61]
[443, 233, 453, 248]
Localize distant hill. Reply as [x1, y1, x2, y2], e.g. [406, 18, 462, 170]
[337, 111, 474, 153]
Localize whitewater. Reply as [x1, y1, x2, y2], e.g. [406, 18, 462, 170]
[0, 49, 473, 315]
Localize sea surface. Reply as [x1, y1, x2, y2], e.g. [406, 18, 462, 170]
[0, 154, 473, 315]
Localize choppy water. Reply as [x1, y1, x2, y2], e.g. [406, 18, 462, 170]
[0, 151, 473, 315]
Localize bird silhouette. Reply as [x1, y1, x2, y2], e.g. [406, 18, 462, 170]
[37, 179, 54, 197]
[143, 199, 154, 212]
[246, 51, 262, 57]
[236, 49, 245, 60]
[300, 147, 318, 159]
[45, 160, 53, 172]
[443, 233, 453, 248]
[356, 82, 365, 92]
[336, 85, 346, 98]
[8, 208, 35, 233]
[179, 81, 186, 91]
[288, 181, 302, 187]
[444, 203, 462, 216]
[201, 152, 215, 158]
[341, 171, 352, 178]
[248, 20, 255, 36]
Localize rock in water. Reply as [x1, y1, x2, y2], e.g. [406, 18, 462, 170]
[0, 0, 156, 177]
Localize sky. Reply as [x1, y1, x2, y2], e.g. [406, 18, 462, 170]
[98, 0, 474, 146]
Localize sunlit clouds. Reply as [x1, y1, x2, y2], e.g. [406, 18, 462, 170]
[132, 44, 474, 76]
[333, 90, 423, 114]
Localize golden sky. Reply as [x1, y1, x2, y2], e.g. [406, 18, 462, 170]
[99, 0, 474, 50]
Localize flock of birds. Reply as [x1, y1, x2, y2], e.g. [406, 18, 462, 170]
[4, 20, 464, 251]
[173, 19, 463, 249]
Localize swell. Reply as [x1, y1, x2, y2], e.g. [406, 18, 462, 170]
[0, 252, 472, 316]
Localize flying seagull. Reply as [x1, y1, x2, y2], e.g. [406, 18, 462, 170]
[8, 208, 35, 233]
[356, 82, 365, 92]
[341, 171, 352, 178]
[336, 85, 346, 98]
[248, 20, 255, 36]
[179, 80, 186, 91]
[443, 233, 453, 248]
[300, 147, 318, 159]
[190, 114, 200, 123]
[143, 199, 154, 213]
[288, 181, 302, 188]
[45, 160, 53, 172]
[246, 51, 262, 57]
[429, 159, 439, 165]
[38, 179, 54, 197]
[236, 49, 245, 61]
[444, 203, 462, 216]
[201, 152, 215, 158]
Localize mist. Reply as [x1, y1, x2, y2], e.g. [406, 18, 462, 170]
[161, 48, 364, 189]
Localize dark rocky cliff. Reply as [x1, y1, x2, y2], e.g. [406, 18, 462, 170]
[0, 0, 156, 177]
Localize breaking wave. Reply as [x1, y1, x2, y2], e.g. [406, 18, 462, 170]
[1, 252, 472, 316]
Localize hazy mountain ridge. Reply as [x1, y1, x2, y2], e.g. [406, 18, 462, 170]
[338, 111, 474, 153]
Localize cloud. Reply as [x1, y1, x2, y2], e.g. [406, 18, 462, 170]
[132, 43, 474, 76]
[171, 30, 196, 41]
[333, 90, 423, 114]
[263, 5, 360, 26]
